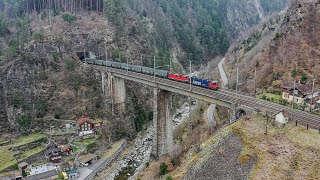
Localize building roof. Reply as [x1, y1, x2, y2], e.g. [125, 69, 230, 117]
[79, 153, 97, 164]
[281, 110, 289, 118]
[93, 119, 103, 124]
[18, 162, 29, 168]
[25, 168, 60, 180]
[67, 169, 79, 175]
[281, 82, 312, 95]
[305, 92, 320, 99]
[14, 172, 22, 178]
[61, 145, 72, 152]
[77, 116, 93, 125]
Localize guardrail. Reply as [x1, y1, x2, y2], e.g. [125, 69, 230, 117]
[84, 140, 127, 180]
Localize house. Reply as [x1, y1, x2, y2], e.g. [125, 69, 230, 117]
[281, 82, 312, 105]
[14, 172, 22, 180]
[93, 119, 103, 129]
[44, 142, 62, 163]
[18, 162, 28, 171]
[79, 153, 98, 166]
[77, 116, 94, 137]
[67, 169, 80, 179]
[316, 100, 320, 109]
[25, 164, 60, 180]
[275, 110, 289, 126]
[60, 145, 73, 155]
[304, 92, 320, 108]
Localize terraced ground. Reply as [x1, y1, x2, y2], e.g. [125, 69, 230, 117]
[0, 134, 47, 173]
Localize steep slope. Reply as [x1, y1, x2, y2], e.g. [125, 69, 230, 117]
[224, 0, 320, 93]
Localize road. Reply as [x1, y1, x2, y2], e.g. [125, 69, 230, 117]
[218, 57, 228, 87]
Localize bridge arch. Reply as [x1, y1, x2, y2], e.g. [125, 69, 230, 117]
[236, 109, 247, 119]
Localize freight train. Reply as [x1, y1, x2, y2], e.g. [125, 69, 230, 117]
[84, 59, 220, 90]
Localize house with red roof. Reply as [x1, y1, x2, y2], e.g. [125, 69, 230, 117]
[77, 116, 94, 137]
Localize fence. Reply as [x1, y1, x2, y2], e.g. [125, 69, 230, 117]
[83, 140, 127, 180]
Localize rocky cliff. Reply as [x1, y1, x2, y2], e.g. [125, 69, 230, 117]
[225, 0, 320, 93]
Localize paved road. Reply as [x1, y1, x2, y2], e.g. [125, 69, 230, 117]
[218, 57, 228, 87]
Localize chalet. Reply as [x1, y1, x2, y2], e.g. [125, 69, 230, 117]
[281, 82, 312, 105]
[93, 119, 103, 129]
[18, 162, 28, 171]
[60, 145, 73, 155]
[77, 116, 94, 137]
[44, 142, 62, 163]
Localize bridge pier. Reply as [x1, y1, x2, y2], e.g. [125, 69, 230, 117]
[101, 71, 126, 116]
[152, 88, 173, 158]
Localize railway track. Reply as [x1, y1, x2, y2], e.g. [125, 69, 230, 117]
[93, 65, 320, 130]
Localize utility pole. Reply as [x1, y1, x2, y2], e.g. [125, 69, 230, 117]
[236, 68, 239, 94]
[254, 68, 257, 96]
[170, 58, 172, 73]
[126, 53, 129, 74]
[189, 60, 192, 92]
[292, 80, 296, 109]
[141, 54, 143, 66]
[84, 48, 86, 64]
[189, 60, 192, 133]
[154, 56, 156, 82]
[311, 77, 316, 112]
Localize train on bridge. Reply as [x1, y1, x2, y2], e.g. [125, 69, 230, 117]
[82, 59, 220, 90]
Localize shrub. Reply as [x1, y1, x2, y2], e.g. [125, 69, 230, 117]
[291, 69, 297, 78]
[16, 114, 32, 134]
[33, 30, 45, 41]
[160, 162, 168, 175]
[166, 176, 173, 180]
[66, 60, 76, 71]
[62, 13, 77, 24]
[300, 72, 308, 84]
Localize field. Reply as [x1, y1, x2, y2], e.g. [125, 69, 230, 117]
[0, 133, 47, 173]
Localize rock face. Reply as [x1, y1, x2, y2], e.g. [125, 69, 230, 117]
[225, 0, 320, 92]
[0, 44, 106, 133]
[225, 0, 288, 39]
[183, 134, 256, 180]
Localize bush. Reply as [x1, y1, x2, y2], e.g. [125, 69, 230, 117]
[33, 30, 44, 41]
[166, 176, 173, 180]
[16, 114, 32, 134]
[300, 72, 308, 84]
[35, 99, 48, 118]
[66, 60, 76, 71]
[160, 162, 168, 175]
[62, 13, 77, 24]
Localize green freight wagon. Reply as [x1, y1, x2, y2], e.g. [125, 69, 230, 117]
[141, 67, 154, 75]
[155, 69, 169, 78]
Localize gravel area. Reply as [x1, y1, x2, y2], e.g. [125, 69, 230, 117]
[183, 133, 256, 180]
